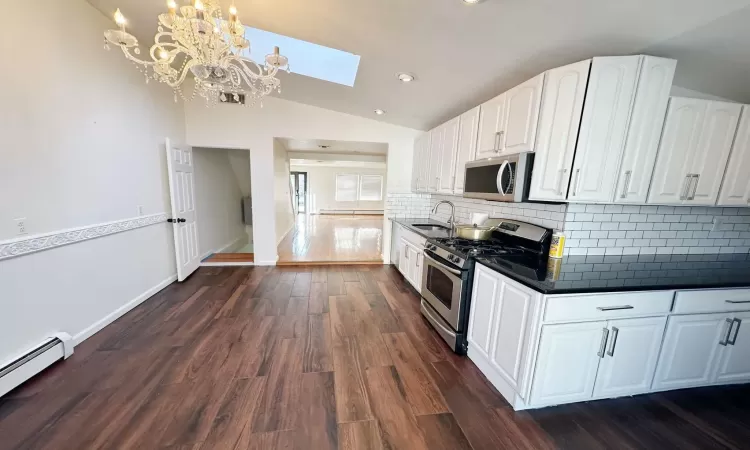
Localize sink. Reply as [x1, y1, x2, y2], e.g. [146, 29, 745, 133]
[412, 224, 450, 231]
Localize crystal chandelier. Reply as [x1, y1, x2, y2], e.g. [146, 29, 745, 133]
[103, 0, 289, 106]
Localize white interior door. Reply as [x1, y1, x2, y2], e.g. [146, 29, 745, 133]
[166, 138, 201, 281]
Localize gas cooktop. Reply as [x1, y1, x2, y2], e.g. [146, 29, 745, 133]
[431, 237, 525, 258]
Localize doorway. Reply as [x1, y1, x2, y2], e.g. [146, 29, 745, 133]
[290, 171, 308, 214]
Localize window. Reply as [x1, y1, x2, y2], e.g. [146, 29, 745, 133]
[335, 174, 359, 201]
[359, 175, 383, 201]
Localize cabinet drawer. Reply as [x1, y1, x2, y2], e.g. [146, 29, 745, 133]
[543, 291, 673, 322]
[399, 226, 427, 248]
[673, 289, 750, 314]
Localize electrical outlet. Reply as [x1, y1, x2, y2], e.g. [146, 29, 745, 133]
[137, 205, 144, 216]
[712, 217, 723, 232]
[15, 217, 27, 235]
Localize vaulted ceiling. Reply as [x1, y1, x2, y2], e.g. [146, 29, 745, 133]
[88, 0, 750, 130]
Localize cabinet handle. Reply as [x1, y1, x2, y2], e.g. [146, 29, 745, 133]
[620, 170, 632, 199]
[728, 318, 742, 346]
[680, 174, 692, 200]
[557, 168, 568, 195]
[597, 327, 610, 358]
[596, 305, 634, 311]
[572, 169, 581, 196]
[494, 131, 504, 153]
[687, 174, 699, 200]
[719, 318, 733, 346]
[726, 300, 750, 304]
[606, 326, 619, 357]
[416, 255, 421, 268]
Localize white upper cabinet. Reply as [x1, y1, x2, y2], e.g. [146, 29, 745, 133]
[529, 59, 592, 202]
[476, 92, 507, 160]
[568, 56, 640, 202]
[501, 73, 545, 155]
[688, 101, 742, 205]
[438, 117, 460, 193]
[647, 97, 707, 204]
[411, 132, 428, 192]
[592, 316, 667, 398]
[615, 56, 676, 204]
[718, 106, 750, 206]
[427, 126, 443, 192]
[648, 97, 741, 205]
[454, 106, 480, 193]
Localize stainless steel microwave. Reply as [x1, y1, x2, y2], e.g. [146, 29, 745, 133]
[463, 153, 535, 202]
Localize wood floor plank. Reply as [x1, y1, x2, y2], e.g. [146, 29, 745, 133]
[251, 338, 303, 432]
[214, 284, 248, 318]
[303, 314, 334, 373]
[344, 282, 373, 311]
[416, 413, 474, 450]
[285, 295, 309, 316]
[353, 311, 393, 369]
[234, 316, 277, 378]
[328, 270, 346, 295]
[364, 366, 429, 450]
[332, 336, 373, 423]
[312, 267, 328, 283]
[329, 296, 359, 340]
[234, 429, 297, 450]
[292, 272, 312, 297]
[338, 420, 383, 450]
[297, 372, 338, 450]
[366, 293, 402, 334]
[382, 332, 448, 415]
[201, 377, 267, 449]
[400, 314, 453, 363]
[309, 282, 330, 314]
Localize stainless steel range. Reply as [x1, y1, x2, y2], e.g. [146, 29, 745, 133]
[420, 219, 551, 354]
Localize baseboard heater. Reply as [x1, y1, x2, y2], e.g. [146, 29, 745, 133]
[318, 209, 384, 215]
[0, 333, 74, 397]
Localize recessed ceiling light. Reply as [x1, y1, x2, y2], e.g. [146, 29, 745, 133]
[397, 72, 415, 83]
[374, 109, 385, 115]
[462, 0, 482, 4]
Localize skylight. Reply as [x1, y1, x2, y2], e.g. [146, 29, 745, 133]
[241, 28, 360, 87]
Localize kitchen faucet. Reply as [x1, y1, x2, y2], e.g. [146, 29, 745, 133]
[432, 200, 455, 238]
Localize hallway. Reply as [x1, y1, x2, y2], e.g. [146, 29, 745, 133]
[277, 215, 383, 264]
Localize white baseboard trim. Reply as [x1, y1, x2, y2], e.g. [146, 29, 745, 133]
[72, 273, 177, 345]
[255, 259, 278, 266]
[201, 261, 255, 267]
[200, 235, 247, 261]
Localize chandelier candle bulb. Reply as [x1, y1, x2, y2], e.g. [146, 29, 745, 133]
[167, 0, 177, 15]
[114, 8, 126, 30]
[194, 0, 205, 19]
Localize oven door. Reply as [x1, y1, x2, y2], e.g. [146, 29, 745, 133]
[421, 251, 464, 330]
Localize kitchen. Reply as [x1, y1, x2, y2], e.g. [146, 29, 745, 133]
[389, 53, 750, 411]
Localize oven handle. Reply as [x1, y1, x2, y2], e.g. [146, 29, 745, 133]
[424, 251, 463, 276]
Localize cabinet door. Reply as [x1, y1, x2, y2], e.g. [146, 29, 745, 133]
[417, 132, 431, 192]
[411, 247, 423, 294]
[687, 101, 742, 205]
[568, 56, 639, 202]
[411, 133, 426, 192]
[467, 264, 500, 359]
[529, 321, 606, 406]
[502, 73, 544, 155]
[615, 56, 676, 204]
[528, 59, 591, 202]
[715, 311, 750, 384]
[454, 106, 480, 193]
[427, 126, 443, 192]
[647, 97, 707, 204]
[476, 92, 506, 160]
[718, 107, 750, 206]
[438, 117, 460, 193]
[652, 313, 728, 391]
[397, 238, 409, 277]
[719, 106, 750, 206]
[593, 316, 667, 398]
[488, 277, 537, 394]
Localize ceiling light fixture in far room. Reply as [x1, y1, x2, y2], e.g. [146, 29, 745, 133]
[397, 72, 415, 83]
[103, 0, 290, 107]
[374, 109, 385, 115]
[462, 0, 482, 4]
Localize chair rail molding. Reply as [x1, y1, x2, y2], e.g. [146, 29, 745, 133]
[0, 213, 168, 260]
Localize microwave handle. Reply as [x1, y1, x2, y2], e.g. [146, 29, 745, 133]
[496, 160, 509, 195]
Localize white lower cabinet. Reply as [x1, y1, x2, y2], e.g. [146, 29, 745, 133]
[592, 317, 667, 398]
[395, 226, 424, 293]
[467, 265, 750, 411]
[529, 321, 606, 406]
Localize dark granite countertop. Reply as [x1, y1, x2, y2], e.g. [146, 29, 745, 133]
[476, 253, 750, 294]
[390, 217, 452, 239]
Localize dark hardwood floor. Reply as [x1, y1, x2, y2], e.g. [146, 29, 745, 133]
[2, 265, 750, 449]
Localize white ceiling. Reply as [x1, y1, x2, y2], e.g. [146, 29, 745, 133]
[278, 138, 388, 155]
[88, 0, 750, 130]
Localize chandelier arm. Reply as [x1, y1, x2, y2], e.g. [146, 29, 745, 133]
[121, 46, 157, 66]
[168, 58, 202, 88]
[226, 55, 278, 81]
[227, 65, 260, 95]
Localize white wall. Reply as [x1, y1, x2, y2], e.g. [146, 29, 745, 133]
[290, 165, 387, 213]
[184, 96, 421, 264]
[193, 147, 249, 257]
[0, 0, 185, 365]
[274, 139, 295, 245]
